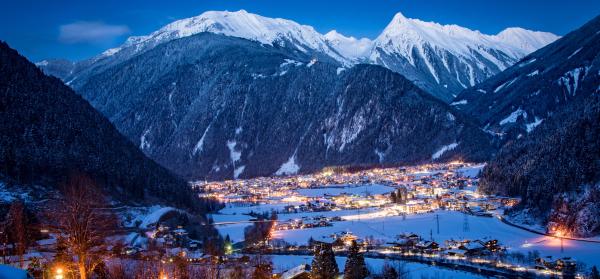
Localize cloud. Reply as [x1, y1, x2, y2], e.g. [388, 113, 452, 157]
[59, 21, 130, 44]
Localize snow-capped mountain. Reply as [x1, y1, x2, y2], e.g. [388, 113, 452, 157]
[102, 10, 347, 63]
[39, 10, 557, 103]
[369, 12, 559, 101]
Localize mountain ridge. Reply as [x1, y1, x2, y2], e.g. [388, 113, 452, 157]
[38, 10, 558, 102]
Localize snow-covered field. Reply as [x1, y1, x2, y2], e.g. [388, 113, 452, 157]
[296, 184, 395, 197]
[213, 206, 600, 267]
[219, 202, 303, 215]
[270, 255, 486, 278]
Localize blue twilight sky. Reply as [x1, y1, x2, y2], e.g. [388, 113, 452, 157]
[2, 0, 599, 62]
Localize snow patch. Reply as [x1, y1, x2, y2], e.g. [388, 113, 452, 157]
[35, 60, 49, 67]
[526, 117, 543, 133]
[234, 165, 245, 179]
[227, 140, 241, 163]
[558, 67, 585, 95]
[193, 124, 212, 155]
[446, 112, 456, 121]
[374, 149, 385, 163]
[140, 129, 151, 150]
[568, 47, 582, 59]
[280, 59, 303, 67]
[336, 67, 346, 75]
[493, 77, 518, 93]
[450, 99, 467, 106]
[432, 142, 458, 160]
[517, 58, 536, 67]
[527, 70, 539, 77]
[499, 108, 527, 125]
[275, 155, 300, 176]
[338, 109, 367, 151]
[139, 206, 180, 229]
[476, 89, 487, 94]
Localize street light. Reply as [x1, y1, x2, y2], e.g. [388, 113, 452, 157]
[555, 230, 565, 253]
[54, 266, 64, 279]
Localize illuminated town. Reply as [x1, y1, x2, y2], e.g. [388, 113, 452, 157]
[181, 162, 594, 278]
[3, 162, 599, 278]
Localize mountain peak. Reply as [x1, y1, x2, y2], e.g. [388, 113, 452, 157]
[375, 13, 559, 59]
[494, 27, 560, 52]
[391, 11, 409, 23]
[324, 30, 373, 59]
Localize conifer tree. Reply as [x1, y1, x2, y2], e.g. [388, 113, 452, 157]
[591, 266, 600, 279]
[390, 192, 397, 203]
[382, 262, 398, 279]
[311, 242, 339, 279]
[343, 240, 369, 279]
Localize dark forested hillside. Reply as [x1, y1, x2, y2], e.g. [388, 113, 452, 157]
[460, 15, 600, 237]
[0, 42, 202, 210]
[68, 33, 493, 180]
[454, 15, 600, 141]
[480, 93, 600, 237]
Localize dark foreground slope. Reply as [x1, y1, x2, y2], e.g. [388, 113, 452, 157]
[72, 33, 493, 180]
[0, 42, 202, 210]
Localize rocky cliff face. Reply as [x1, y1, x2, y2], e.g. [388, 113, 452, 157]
[71, 33, 492, 180]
